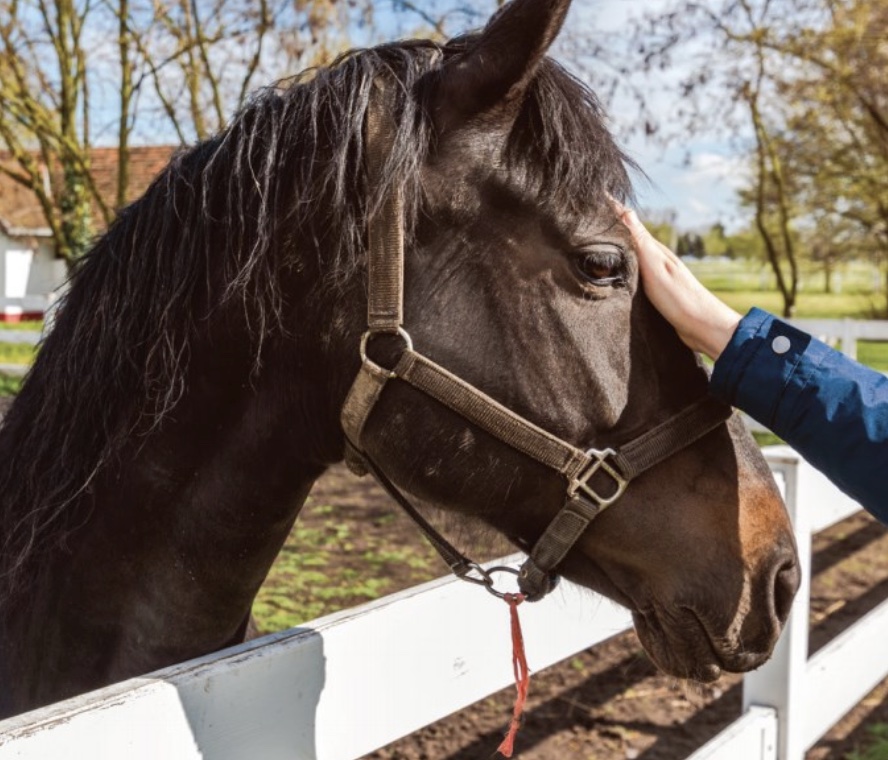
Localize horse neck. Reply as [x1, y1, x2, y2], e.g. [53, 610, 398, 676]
[0, 234, 362, 712]
[66, 325, 339, 635]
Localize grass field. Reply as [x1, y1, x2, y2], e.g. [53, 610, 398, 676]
[0, 342, 37, 365]
[848, 723, 888, 760]
[251, 500, 437, 631]
[716, 290, 882, 320]
[690, 258, 888, 371]
[0, 320, 42, 331]
[687, 258, 884, 297]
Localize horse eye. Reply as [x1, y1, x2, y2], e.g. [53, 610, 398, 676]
[574, 247, 626, 287]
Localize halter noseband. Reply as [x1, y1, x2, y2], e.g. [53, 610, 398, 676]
[340, 82, 732, 601]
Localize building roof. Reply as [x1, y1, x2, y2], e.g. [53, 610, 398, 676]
[0, 146, 174, 238]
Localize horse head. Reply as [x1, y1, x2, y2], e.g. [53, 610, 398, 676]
[0, 0, 800, 718]
[336, 0, 799, 683]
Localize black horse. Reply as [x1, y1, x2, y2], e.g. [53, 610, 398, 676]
[0, 0, 798, 720]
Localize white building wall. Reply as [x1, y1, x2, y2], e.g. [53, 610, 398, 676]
[0, 231, 65, 320]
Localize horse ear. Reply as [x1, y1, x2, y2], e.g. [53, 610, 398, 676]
[433, 0, 572, 129]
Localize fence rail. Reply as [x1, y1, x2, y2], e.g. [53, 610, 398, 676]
[0, 448, 885, 760]
[0, 331, 40, 346]
[790, 317, 888, 360]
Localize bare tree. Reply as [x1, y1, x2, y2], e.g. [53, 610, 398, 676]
[0, 0, 378, 265]
[612, 0, 888, 315]
[0, 0, 108, 262]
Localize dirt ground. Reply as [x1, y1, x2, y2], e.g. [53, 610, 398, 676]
[294, 464, 888, 760]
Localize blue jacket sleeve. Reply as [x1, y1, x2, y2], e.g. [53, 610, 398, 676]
[710, 307, 888, 523]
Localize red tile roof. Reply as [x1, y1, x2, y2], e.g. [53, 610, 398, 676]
[0, 146, 175, 237]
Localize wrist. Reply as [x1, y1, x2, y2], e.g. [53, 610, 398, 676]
[698, 309, 741, 361]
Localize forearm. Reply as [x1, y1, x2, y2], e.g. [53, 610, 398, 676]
[711, 309, 888, 522]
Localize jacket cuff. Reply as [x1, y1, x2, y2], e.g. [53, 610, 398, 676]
[710, 307, 813, 430]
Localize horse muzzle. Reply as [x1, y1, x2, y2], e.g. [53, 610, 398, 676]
[633, 545, 800, 682]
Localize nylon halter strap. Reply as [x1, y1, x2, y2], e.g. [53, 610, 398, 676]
[341, 82, 733, 601]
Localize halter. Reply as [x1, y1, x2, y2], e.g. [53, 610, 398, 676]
[341, 82, 732, 601]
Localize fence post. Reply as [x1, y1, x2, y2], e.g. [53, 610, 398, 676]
[840, 319, 857, 360]
[743, 453, 810, 760]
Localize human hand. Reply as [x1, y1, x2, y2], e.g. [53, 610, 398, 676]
[615, 203, 741, 361]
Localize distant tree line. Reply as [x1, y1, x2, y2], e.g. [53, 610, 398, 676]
[618, 0, 888, 317]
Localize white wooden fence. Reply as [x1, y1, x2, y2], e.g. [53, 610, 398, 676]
[0, 446, 884, 759]
[688, 447, 888, 760]
[790, 317, 888, 360]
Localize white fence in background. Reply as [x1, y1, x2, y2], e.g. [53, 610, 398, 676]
[688, 446, 888, 760]
[790, 317, 888, 360]
[0, 331, 40, 346]
[0, 450, 884, 760]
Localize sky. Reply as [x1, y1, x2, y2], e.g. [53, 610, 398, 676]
[96, 0, 751, 234]
[379, 0, 755, 233]
[552, 0, 753, 233]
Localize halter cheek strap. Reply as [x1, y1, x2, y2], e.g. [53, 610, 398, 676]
[341, 81, 732, 602]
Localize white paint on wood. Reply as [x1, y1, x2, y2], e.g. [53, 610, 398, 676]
[802, 599, 888, 750]
[685, 706, 777, 760]
[790, 318, 888, 343]
[2, 446, 886, 760]
[0, 559, 632, 760]
[745, 451, 811, 760]
[0, 235, 63, 318]
[0, 332, 40, 345]
[3, 251, 32, 299]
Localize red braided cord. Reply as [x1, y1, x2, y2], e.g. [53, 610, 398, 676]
[497, 592, 529, 757]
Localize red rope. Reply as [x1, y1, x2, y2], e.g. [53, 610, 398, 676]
[497, 592, 529, 758]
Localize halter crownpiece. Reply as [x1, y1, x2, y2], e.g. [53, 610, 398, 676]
[341, 79, 733, 601]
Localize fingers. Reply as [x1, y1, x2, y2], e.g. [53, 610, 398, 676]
[607, 198, 692, 276]
[606, 197, 740, 360]
[609, 199, 671, 259]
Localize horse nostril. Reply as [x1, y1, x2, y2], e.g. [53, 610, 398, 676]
[773, 554, 801, 624]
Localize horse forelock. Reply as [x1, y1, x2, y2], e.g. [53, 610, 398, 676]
[507, 57, 636, 213]
[0, 35, 633, 602]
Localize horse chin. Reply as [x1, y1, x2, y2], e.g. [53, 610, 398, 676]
[631, 609, 724, 684]
[632, 602, 782, 684]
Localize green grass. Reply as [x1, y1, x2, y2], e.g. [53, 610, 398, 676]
[0, 342, 38, 365]
[859, 341, 888, 372]
[251, 504, 436, 631]
[0, 338, 34, 397]
[847, 723, 888, 760]
[0, 375, 24, 396]
[687, 259, 881, 297]
[752, 431, 784, 447]
[689, 257, 886, 319]
[714, 290, 879, 320]
[0, 320, 43, 331]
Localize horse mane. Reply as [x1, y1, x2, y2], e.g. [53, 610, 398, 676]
[0, 36, 633, 601]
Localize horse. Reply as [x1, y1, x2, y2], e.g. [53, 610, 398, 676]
[0, 0, 799, 721]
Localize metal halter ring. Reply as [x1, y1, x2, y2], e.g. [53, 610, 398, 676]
[457, 563, 521, 600]
[359, 326, 414, 379]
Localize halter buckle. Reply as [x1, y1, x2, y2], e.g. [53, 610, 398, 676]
[570, 448, 628, 509]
